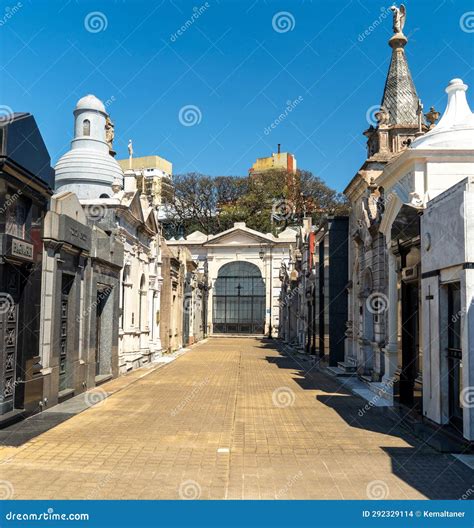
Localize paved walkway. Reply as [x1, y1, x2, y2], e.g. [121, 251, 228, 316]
[0, 338, 472, 500]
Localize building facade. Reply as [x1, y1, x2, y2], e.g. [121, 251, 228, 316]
[0, 113, 54, 423]
[117, 155, 173, 210]
[278, 216, 349, 366]
[167, 222, 296, 337]
[343, 11, 429, 386]
[376, 77, 474, 440]
[40, 191, 123, 406]
[55, 94, 163, 374]
[249, 146, 297, 175]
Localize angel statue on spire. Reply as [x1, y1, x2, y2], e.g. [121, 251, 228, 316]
[390, 4, 406, 34]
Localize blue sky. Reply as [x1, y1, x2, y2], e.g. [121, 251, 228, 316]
[1, 0, 473, 191]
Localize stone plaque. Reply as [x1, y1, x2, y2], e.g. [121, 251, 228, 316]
[11, 238, 34, 261]
[58, 216, 92, 252]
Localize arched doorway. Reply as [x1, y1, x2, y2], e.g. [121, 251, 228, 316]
[213, 262, 265, 334]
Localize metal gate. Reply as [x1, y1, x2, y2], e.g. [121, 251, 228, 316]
[213, 262, 265, 334]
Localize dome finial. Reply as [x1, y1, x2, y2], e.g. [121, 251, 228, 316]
[411, 77, 474, 149]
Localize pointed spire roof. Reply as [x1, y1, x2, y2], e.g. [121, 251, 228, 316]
[380, 6, 420, 126]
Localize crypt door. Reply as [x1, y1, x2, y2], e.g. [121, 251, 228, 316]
[447, 282, 463, 429]
[400, 279, 421, 410]
[213, 262, 265, 334]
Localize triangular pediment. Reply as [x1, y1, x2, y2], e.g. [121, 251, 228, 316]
[205, 228, 274, 247]
[144, 208, 158, 233]
[124, 191, 145, 224]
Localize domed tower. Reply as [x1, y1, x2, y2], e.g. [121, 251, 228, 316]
[55, 94, 123, 199]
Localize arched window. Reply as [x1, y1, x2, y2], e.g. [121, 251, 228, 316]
[83, 119, 90, 136]
[213, 261, 265, 334]
[99, 194, 110, 199]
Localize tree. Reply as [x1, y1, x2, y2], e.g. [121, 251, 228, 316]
[164, 173, 247, 236]
[164, 169, 349, 237]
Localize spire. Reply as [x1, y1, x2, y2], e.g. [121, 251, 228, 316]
[380, 5, 420, 126]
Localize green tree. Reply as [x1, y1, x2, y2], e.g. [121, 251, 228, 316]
[164, 169, 348, 237]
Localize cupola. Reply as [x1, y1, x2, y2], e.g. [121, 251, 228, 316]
[55, 94, 123, 199]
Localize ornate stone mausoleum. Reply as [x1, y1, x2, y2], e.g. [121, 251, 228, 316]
[167, 222, 296, 336]
[55, 95, 162, 373]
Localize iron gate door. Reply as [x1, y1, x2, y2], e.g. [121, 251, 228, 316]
[213, 262, 265, 334]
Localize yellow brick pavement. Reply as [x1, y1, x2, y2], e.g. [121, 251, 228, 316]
[0, 338, 471, 500]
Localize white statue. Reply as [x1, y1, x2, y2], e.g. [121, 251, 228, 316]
[390, 4, 406, 34]
[128, 139, 133, 170]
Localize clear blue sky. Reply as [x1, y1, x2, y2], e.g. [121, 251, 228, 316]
[1, 0, 473, 191]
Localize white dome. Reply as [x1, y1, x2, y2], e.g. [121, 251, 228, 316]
[55, 149, 124, 199]
[75, 94, 106, 113]
[412, 78, 474, 150]
[55, 94, 123, 199]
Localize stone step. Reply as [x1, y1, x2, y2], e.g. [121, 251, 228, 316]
[369, 381, 394, 403]
[337, 361, 357, 373]
[359, 374, 373, 384]
[326, 366, 354, 377]
[352, 387, 392, 407]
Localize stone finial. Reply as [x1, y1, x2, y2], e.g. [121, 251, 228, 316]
[111, 178, 122, 194]
[375, 106, 389, 125]
[424, 106, 440, 129]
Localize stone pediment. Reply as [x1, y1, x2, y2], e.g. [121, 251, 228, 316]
[205, 225, 274, 247]
[121, 191, 145, 224]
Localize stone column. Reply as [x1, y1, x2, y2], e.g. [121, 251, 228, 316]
[462, 268, 474, 441]
[382, 247, 398, 400]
